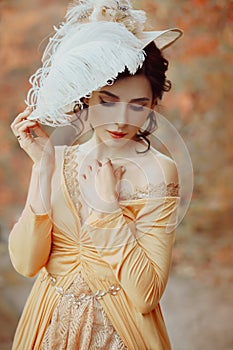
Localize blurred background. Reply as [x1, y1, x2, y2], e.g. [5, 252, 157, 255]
[0, 0, 232, 349]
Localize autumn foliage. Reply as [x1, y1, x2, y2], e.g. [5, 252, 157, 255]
[0, 0, 232, 282]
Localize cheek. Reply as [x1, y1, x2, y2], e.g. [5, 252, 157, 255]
[127, 125, 143, 136]
[88, 105, 115, 128]
[127, 112, 149, 129]
[88, 103, 150, 129]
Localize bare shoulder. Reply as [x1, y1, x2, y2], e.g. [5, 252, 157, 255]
[148, 147, 179, 185]
[119, 147, 180, 200]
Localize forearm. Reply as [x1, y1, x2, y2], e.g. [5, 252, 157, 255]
[9, 163, 53, 277]
[84, 210, 162, 313]
[84, 197, 179, 313]
[26, 162, 53, 214]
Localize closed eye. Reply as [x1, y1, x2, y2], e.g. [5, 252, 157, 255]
[100, 97, 146, 111]
[129, 104, 145, 112]
[99, 97, 116, 107]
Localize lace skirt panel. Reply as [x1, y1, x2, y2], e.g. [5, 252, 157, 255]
[41, 273, 128, 350]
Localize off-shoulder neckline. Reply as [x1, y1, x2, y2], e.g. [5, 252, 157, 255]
[60, 145, 180, 227]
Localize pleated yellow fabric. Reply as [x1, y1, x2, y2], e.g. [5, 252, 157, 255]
[9, 145, 180, 350]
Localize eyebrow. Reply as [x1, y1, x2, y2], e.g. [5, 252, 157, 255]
[99, 90, 150, 102]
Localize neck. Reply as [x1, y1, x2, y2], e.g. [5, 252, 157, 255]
[82, 132, 143, 160]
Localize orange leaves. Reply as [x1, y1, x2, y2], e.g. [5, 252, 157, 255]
[191, 0, 207, 6]
[164, 91, 195, 122]
[183, 35, 219, 59]
[0, 0, 232, 239]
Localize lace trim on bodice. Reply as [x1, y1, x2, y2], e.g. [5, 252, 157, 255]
[63, 144, 82, 212]
[119, 182, 179, 200]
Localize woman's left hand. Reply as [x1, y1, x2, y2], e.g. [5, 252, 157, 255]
[79, 158, 125, 214]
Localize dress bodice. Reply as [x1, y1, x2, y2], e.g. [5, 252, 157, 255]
[63, 144, 180, 227]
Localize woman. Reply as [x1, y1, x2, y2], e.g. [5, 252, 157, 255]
[9, 1, 182, 349]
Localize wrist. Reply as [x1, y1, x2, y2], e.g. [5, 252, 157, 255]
[91, 200, 120, 217]
[33, 162, 54, 176]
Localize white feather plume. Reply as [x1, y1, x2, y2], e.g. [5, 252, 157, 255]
[26, 21, 145, 126]
[25, 0, 149, 126]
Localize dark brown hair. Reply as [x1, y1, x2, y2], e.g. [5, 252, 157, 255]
[117, 41, 171, 100]
[117, 41, 171, 152]
[75, 42, 171, 151]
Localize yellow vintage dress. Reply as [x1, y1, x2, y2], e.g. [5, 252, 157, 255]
[9, 145, 180, 350]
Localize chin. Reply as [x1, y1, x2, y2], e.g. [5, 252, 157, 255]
[102, 137, 131, 148]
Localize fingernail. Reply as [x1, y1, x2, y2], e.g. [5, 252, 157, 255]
[121, 166, 126, 173]
[103, 158, 111, 165]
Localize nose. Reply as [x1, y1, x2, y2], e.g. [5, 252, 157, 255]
[115, 102, 128, 128]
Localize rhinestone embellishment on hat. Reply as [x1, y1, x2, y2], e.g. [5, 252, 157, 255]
[116, 0, 129, 11]
[67, 0, 146, 35]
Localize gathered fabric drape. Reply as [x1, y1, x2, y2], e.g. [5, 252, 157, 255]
[9, 145, 180, 350]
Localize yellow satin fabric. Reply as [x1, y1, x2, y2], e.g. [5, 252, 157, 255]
[9, 146, 180, 350]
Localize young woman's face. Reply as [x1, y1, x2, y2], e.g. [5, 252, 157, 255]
[85, 74, 155, 148]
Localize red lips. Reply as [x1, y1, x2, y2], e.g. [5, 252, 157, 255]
[107, 130, 127, 139]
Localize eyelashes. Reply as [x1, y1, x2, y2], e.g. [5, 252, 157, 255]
[130, 105, 145, 112]
[99, 97, 115, 107]
[99, 97, 145, 112]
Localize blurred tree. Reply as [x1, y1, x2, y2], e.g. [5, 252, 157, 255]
[0, 0, 232, 236]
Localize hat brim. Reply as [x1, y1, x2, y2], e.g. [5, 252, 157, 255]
[26, 24, 183, 126]
[139, 28, 183, 50]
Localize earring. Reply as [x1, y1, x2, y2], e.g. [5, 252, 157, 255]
[137, 110, 157, 137]
[147, 110, 158, 132]
[73, 101, 83, 117]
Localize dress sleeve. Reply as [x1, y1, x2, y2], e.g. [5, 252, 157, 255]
[8, 164, 54, 278]
[84, 196, 180, 314]
[8, 206, 52, 277]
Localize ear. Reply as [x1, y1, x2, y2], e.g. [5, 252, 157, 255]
[83, 97, 89, 106]
[151, 98, 158, 110]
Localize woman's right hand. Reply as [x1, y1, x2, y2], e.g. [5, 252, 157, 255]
[11, 107, 55, 170]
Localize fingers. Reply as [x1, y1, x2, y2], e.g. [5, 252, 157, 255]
[11, 107, 34, 139]
[13, 119, 37, 143]
[80, 158, 112, 181]
[80, 159, 101, 180]
[80, 160, 124, 188]
[16, 119, 37, 133]
[11, 107, 33, 129]
[11, 107, 48, 142]
[30, 124, 48, 138]
[114, 165, 126, 177]
[101, 158, 112, 166]
[80, 158, 126, 177]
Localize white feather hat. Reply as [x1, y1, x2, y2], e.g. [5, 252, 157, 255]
[26, 0, 183, 126]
